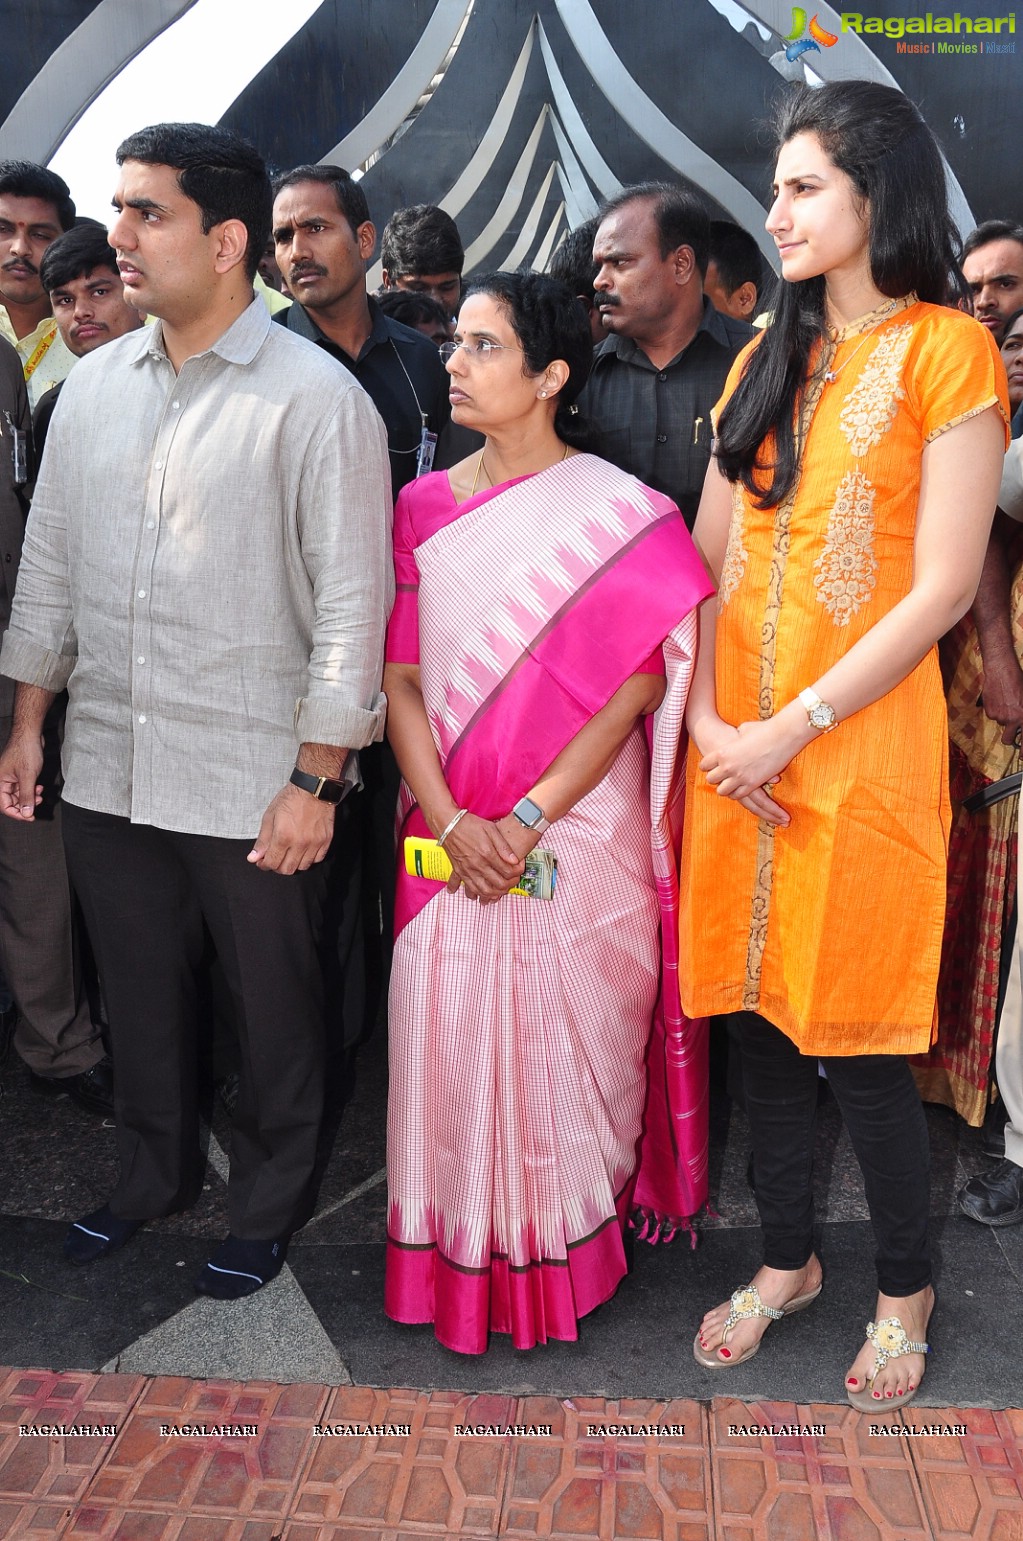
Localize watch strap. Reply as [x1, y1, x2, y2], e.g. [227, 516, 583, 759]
[798, 687, 838, 732]
[512, 795, 550, 834]
[290, 766, 347, 804]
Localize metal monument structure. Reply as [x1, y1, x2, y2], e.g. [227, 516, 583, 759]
[0, 1, 1016, 275]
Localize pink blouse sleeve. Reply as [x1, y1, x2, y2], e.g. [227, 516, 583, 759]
[385, 484, 421, 664]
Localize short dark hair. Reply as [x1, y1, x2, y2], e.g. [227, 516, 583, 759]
[380, 204, 464, 278]
[116, 122, 271, 282]
[464, 271, 593, 448]
[0, 160, 75, 231]
[597, 181, 710, 276]
[272, 164, 370, 237]
[375, 287, 449, 332]
[548, 217, 599, 299]
[40, 225, 119, 293]
[963, 219, 1023, 260]
[707, 220, 761, 300]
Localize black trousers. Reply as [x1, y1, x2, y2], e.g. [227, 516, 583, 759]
[62, 803, 328, 1237]
[738, 1011, 931, 1297]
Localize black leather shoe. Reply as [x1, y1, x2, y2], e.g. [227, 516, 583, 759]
[32, 1055, 114, 1117]
[958, 1157, 1023, 1227]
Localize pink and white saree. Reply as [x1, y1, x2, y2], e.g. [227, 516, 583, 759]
[385, 453, 712, 1354]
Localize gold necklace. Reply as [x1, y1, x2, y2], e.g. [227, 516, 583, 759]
[823, 300, 899, 384]
[469, 442, 569, 497]
[469, 450, 488, 497]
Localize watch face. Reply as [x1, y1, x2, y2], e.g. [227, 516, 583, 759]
[318, 780, 346, 805]
[514, 796, 544, 828]
[809, 703, 836, 729]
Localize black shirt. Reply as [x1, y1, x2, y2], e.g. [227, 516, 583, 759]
[579, 299, 754, 528]
[278, 296, 458, 501]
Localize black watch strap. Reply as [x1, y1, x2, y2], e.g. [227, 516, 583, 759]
[289, 766, 347, 805]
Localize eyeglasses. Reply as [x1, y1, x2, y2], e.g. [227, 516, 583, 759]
[440, 339, 520, 363]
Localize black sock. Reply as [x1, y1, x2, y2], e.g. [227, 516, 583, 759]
[193, 1234, 287, 1299]
[64, 1206, 143, 1265]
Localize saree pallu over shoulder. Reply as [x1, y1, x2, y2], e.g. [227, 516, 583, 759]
[386, 455, 712, 1352]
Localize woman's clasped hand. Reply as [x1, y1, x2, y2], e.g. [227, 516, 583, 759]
[439, 811, 533, 901]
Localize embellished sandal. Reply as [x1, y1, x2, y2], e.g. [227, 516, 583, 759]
[846, 1315, 930, 1411]
[693, 1279, 822, 1369]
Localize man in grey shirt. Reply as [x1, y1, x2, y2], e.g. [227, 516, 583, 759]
[0, 123, 392, 1298]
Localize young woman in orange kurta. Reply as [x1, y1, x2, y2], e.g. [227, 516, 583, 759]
[679, 81, 1008, 1410]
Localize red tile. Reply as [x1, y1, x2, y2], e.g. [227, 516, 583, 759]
[0, 1369, 144, 1516]
[708, 1399, 932, 1539]
[291, 1388, 510, 1533]
[905, 1407, 1023, 1541]
[75, 1379, 329, 1522]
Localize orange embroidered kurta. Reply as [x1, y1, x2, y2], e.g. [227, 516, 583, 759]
[679, 298, 1009, 1056]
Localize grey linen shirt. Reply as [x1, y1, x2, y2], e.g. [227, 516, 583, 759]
[578, 298, 754, 529]
[0, 297, 393, 840]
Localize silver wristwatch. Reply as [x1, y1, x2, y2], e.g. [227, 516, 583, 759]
[799, 687, 838, 733]
[512, 795, 550, 835]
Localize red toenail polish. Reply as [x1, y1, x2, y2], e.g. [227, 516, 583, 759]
[897, 1389, 904, 1396]
[872, 1392, 880, 1399]
[847, 1378, 857, 1386]
[885, 1392, 892, 1399]
[720, 1348, 731, 1359]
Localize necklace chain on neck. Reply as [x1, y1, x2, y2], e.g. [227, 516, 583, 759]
[823, 300, 899, 385]
[470, 442, 569, 498]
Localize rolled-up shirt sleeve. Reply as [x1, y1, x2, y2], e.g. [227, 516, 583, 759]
[294, 384, 394, 749]
[1, 392, 78, 691]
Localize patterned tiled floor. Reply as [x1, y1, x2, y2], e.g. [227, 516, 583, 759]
[2, 1370, 1021, 1540]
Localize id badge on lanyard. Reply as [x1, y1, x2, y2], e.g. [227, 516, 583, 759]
[416, 424, 437, 478]
[3, 411, 27, 485]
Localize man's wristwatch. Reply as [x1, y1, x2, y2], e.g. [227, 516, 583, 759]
[799, 687, 838, 733]
[511, 795, 550, 835]
[289, 767, 348, 805]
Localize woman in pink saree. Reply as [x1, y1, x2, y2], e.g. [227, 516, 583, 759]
[383, 272, 712, 1353]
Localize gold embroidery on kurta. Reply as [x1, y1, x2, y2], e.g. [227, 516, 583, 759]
[813, 470, 879, 626]
[743, 368, 829, 1007]
[718, 483, 748, 609]
[838, 322, 914, 456]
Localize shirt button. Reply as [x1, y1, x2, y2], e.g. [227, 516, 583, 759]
[659, 372, 667, 382]
[656, 434, 667, 443]
[138, 714, 147, 724]
[146, 520, 155, 529]
[137, 656, 145, 665]
[154, 460, 163, 470]
[172, 401, 180, 409]
[137, 589, 146, 598]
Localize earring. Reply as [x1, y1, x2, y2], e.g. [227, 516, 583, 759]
[540, 390, 548, 398]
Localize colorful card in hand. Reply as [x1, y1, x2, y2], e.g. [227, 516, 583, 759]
[403, 836, 558, 899]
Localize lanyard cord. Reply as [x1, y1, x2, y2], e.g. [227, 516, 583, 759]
[389, 340, 428, 452]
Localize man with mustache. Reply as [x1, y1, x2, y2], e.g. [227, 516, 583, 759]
[33, 224, 144, 457]
[0, 122, 392, 1297]
[579, 183, 753, 530]
[272, 166, 472, 1064]
[0, 162, 77, 408]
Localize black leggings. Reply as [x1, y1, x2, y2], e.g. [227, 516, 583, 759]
[738, 1011, 931, 1297]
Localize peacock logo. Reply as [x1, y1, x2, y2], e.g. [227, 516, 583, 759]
[784, 7, 840, 60]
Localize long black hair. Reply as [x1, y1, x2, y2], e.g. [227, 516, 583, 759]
[716, 81, 967, 509]
[462, 270, 594, 449]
